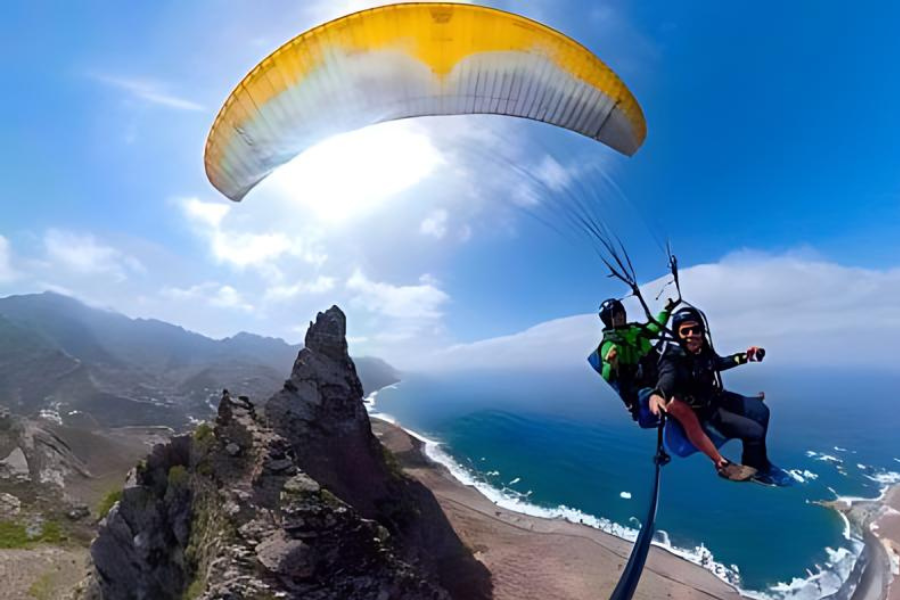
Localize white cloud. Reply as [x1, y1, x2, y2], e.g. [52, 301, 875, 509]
[44, 229, 144, 281]
[346, 269, 448, 321]
[264, 276, 336, 303]
[160, 282, 217, 300]
[533, 155, 575, 192]
[0, 236, 18, 283]
[339, 269, 452, 363]
[210, 285, 254, 312]
[91, 73, 204, 111]
[433, 313, 593, 371]
[212, 231, 294, 270]
[182, 198, 230, 229]
[161, 282, 254, 313]
[34, 282, 76, 297]
[420, 209, 449, 239]
[425, 252, 900, 371]
[179, 197, 326, 275]
[416, 115, 620, 240]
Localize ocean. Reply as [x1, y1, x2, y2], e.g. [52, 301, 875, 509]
[366, 365, 900, 599]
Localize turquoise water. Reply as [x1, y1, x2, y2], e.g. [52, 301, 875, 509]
[370, 366, 900, 597]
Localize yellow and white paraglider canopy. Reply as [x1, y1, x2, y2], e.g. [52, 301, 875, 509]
[205, 2, 647, 202]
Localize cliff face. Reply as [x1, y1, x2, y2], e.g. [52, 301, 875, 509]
[84, 306, 490, 600]
[266, 307, 385, 513]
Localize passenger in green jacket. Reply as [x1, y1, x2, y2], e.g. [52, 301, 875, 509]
[590, 298, 675, 421]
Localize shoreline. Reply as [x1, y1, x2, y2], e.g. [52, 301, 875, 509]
[365, 389, 891, 600]
[371, 415, 744, 600]
[820, 486, 900, 600]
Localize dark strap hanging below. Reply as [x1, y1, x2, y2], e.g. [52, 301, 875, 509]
[609, 417, 669, 600]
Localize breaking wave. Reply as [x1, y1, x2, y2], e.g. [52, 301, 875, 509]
[365, 390, 866, 599]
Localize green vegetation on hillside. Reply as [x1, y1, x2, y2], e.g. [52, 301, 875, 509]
[27, 572, 54, 600]
[193, 422, 214, 444]
[168, 465, 189, 488]
[97, 489, 123, 518]
[381, 445, 405, 481]
[182, 577, 205, 600]
[0, 518, 65, 549]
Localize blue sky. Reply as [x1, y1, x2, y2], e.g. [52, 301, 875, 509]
[2, 1, 899, 369]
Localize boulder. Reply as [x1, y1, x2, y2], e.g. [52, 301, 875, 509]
[0, 446, 30, 480]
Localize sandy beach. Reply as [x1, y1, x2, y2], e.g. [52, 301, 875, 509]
[878, 486, 900, 600]
[824, 485, 900, 600]
[372, 417, 743, 600]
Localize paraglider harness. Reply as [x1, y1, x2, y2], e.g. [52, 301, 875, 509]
[591, 246, 687, 421]
[594, 323, 666, 419]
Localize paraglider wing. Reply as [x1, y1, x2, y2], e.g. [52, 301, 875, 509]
[204, 2, 647, 202]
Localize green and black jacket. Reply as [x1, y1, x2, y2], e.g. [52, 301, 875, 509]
[596, 308, 672, 406]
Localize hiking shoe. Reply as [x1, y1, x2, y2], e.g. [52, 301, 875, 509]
[717, 461, 757, 482]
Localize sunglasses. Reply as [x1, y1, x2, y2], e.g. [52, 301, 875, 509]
[678, 325, 704, 337]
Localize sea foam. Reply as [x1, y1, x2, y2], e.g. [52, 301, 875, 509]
[365, 391, 865, 600]
[806, 451, 843, 464]
[787, 469, 819, 484]
[864, 470, 900, 486]
[417, 428, 748, 586]
[423, 433, 872, 599]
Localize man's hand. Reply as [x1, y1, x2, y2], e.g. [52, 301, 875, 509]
[747, 346, 766, 362]
[649, 393, 669, 416]
[664, 297, 679, 312]
[605, 346, 618, 366]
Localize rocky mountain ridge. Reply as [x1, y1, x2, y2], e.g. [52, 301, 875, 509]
[0, 292, 399, 429]
[81, 306, 490, 599]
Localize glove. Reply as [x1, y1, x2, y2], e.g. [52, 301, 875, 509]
[747, 347, 766, 362]
[605, 346, 619, 366]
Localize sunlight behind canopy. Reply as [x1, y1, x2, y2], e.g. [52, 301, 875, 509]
[261, 121, 443, 223]
[205, 2, 647, 202]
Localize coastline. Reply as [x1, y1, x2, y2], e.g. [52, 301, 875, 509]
[365, 384, 893, 600]
[371, 416, 743, 600]
[820, 486, 900, 600]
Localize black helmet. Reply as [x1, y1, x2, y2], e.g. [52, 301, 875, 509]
[599, 298, 625, 328]
[672, 307, 706, 334]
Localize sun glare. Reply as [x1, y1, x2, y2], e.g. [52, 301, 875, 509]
[264, 122, 444, 223]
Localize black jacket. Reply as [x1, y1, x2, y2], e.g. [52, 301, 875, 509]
[655, 343, 748, 410]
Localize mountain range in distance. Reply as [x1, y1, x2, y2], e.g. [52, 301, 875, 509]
[0, 291, 399, 430]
